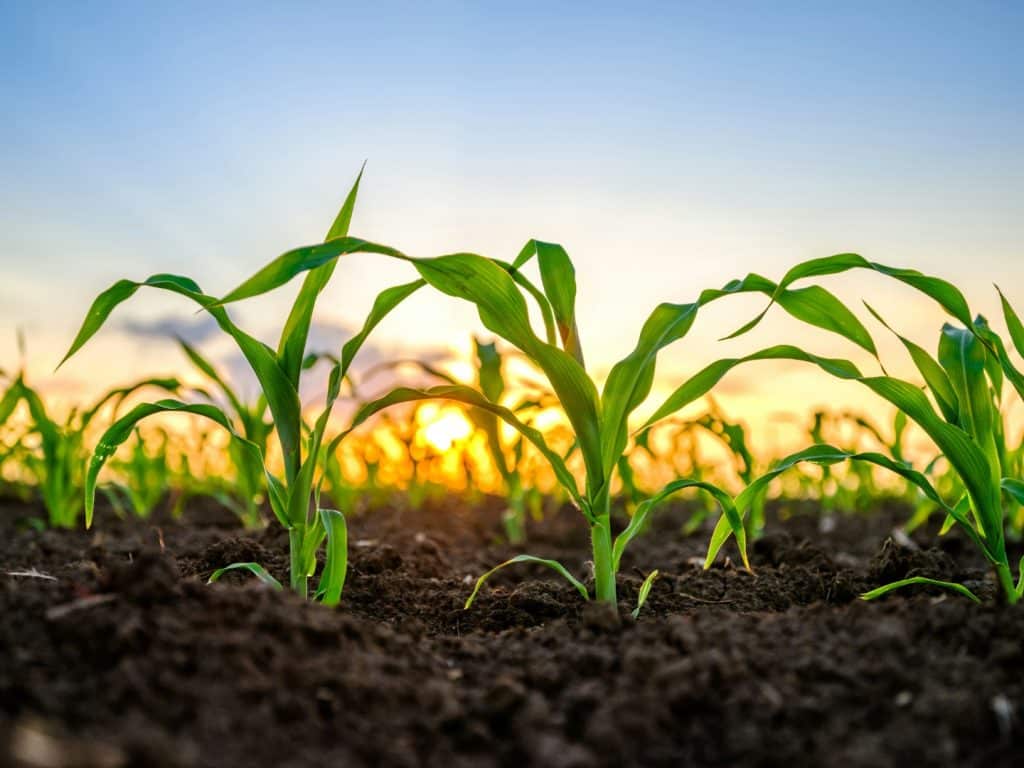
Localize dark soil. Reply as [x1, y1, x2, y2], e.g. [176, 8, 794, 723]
[1, 493, 1022, 767]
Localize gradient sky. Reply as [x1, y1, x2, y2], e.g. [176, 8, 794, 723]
[2, 1, 1022, 446]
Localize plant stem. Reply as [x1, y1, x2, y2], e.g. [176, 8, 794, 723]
[289, 528, 308, 598]
[590, 490, 616, 604]
[994, 561, 1019, 605]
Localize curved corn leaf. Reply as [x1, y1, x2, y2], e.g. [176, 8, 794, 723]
[217, 237, 410, 305]
[613, 478, 748, 572]
[84, 399, 272, 528]
[641, 345, 861, 431]
[975, 316, 1005, 398]
[642, 340, 1002, 558]
[315, 508, 348, 607]
[1002, 478, 1024, 506]
[597, 272, 873, 482]
[632, 569, 660, 620]
[705, 444, 989, 568]
[861, 576, 980, 604]
[997, 287, 1024, 358]
[208, 562, 283, 590]
[722, 254, 975, 341]
[61, 275, 302, 467]
[974, 320, 1024, 403]
[464, 554, 589, 608]
[79, 377, 183, 427]
[863, 303, 959, 423]
[0, 379, 21, 424]
[773, 284, 878, 356]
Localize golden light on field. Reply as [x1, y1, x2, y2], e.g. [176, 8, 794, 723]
[416, 404, 473, 453]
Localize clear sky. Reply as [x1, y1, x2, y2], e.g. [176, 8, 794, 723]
[2, 1, 1022, 445]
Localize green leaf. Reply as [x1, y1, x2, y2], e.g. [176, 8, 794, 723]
[277, 166, 365, 385]
[61, 274, 302, 470]
[1002, 478, 1024, 506]
[860, 576, 980, 604]
[641, 345, 862, 431]
[775, 284, 879, 357]
[514, 240, 584, 364]
[464, 554, 589, 608]
[216, 237, 410, 306]
[79, 377, 183, 427]
[600, 301, 701, 477]
[208, 562, 283, 590]
[705, 444, 990, 568]
[722, 254, 976, 344]
[315, 508, 348, 607]
[863, 302, 959, 423]
[613, 478, 748, 572]
[997, 286, 1024, 358]
[597, 272, 871, 484]
[632, 569, 660, 620]
[84, 399, 271, 528]
[0, 380, 21, 425]
[939, 324, 992, 437]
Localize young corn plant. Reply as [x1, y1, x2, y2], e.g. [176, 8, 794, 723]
[666, 255, 1024, 604]
[61, 169, 401, 605]
[4, 372, 181, 527]
[211, 236, 878, 606]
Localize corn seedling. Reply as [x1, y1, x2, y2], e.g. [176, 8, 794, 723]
[678, 254, 1024, 604]
[61, 168, 405, 605]
[4, 369, 180, 527]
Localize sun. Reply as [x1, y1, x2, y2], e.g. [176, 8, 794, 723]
[417, 404, 474, 453]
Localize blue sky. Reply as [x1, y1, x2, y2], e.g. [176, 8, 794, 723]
[2, 1, 1022, 436]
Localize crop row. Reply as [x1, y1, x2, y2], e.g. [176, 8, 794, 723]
[3, 168, 1023, 609]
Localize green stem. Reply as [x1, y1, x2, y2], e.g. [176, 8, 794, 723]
[590, 491, 617, 604]
[994, 561, 1019, 605]
[289, 528, 308, 599]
